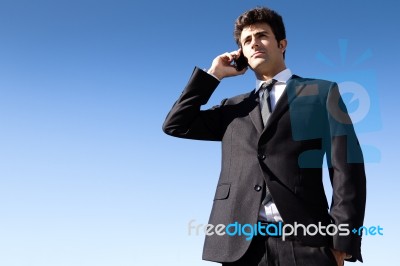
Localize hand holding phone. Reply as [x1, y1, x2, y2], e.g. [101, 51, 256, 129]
[234, 50, 248, 71]
[207, 49, 247, 80]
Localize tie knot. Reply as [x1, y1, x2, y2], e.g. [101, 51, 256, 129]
[261, 79, 277, 92]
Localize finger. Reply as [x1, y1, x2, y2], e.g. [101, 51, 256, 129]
[225, 51, 241, 61]
[232, 49, 241, 58]
[223, 52, 235, 62]
[216, 53, 230, 65]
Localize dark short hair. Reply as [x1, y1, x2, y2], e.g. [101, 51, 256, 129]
[234, 7, 286, 52]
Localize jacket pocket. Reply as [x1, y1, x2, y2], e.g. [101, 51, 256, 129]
[213, 183, 231, 200]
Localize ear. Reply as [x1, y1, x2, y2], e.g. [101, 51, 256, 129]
[239, 45, 249, 60]
[279, 39, 287, 52]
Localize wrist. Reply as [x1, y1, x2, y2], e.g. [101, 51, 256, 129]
[207, 68, 223, 80]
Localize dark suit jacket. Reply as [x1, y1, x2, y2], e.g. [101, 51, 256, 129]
[162, 67, 366, 263]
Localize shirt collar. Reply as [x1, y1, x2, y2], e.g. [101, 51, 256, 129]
[255, 68, 293, 92]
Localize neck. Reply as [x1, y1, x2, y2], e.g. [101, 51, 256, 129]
[255, 65, 286, 81]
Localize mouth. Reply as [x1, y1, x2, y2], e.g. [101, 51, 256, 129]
[252, 51, 265, 58]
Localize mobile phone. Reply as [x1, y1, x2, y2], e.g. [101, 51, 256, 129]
[234, 51, 248, 71]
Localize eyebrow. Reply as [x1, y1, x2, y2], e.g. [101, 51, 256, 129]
[241, 30, 270, 43]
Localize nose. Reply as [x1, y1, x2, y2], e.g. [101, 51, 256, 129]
[250, 37, 260, 49]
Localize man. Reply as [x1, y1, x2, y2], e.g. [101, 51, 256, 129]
[163, 7, 366, 266]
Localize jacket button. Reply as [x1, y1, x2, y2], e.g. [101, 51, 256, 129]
[254, 185, 262, 192]
[258, 154, 266, 160]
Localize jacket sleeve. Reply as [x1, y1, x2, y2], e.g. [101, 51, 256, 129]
[162, 67, 227, 141]
[325, 83, 367, 262]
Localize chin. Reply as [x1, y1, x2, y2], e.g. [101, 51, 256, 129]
[250, 62, 265, 72]
[250, 58, 267, 68]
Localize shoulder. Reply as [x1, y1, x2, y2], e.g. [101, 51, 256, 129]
[288, 75, 337, 97]
[223, 90, 255, 105]
[291, 75, 336, 87]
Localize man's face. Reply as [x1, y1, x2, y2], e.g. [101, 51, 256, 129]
[240, 23, 286, 77]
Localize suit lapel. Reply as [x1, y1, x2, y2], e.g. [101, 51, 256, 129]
[248, 90, 264, 134]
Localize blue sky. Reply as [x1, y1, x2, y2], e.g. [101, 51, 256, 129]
[0, 0, 398, 265]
